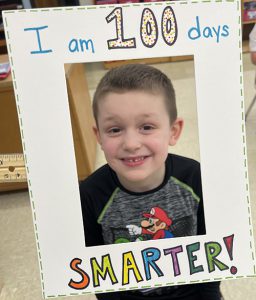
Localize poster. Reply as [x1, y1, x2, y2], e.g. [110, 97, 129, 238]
[3, 0, 255, 298]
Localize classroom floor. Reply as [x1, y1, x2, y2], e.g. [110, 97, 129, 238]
[0, 53, 256, 300]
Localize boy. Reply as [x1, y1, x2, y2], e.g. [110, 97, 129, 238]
[79, 64, 221, 299]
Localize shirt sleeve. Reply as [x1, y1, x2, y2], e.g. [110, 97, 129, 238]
[193, 163, 206, 235]
[79, 184, 104, 247]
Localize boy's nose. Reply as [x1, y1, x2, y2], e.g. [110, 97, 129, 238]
[123, 130, 141, 152]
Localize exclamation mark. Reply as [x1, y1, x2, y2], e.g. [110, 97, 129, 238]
[223, 234, 237, 275]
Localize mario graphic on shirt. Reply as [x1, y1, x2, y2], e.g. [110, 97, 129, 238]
[126, 206, 174, 240]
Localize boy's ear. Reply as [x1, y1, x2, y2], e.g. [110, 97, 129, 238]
[169, 118, 184, 146]
[93, 126, 102, 145]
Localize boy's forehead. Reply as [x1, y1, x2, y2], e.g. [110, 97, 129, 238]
[95, 90, 171, 125]
[98, 90, 167, 108]
[101, 92, 163, 108]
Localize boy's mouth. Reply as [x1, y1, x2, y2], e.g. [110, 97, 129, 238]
[121, 156, 149, 166]
[123, 156, 146, 163]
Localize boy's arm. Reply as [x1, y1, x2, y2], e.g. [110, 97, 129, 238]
[193, 163, 206, 236]
[197, 191, 206, 235]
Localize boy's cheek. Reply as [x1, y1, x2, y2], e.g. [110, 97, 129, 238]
[100, 141, 117, 156]
[148, 136, 171, 150]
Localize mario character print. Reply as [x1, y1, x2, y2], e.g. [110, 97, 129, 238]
[126, 207, 174, 241]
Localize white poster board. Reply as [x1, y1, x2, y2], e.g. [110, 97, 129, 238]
[3, 0, 256, 298]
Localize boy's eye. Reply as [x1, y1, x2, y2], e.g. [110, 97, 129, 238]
[107, 127, 121, 135]
[141, 124, 155, 132]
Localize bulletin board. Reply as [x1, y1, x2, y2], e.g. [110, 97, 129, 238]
[3, 0, 256, 298]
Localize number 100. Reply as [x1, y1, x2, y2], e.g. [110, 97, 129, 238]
[106, 6, 178, 49]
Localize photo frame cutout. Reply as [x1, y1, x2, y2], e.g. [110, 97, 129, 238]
[72, 56, 201, 244]
[3, 1, 256, 298]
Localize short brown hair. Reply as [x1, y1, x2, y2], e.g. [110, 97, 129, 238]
[93, 64, 177, 125]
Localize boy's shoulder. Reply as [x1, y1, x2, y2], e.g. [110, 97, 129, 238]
[168, 153, 199, 165]
[168, 153, 200, 171]
[167, 153, 201, 183]
[79, 163, 116, 195]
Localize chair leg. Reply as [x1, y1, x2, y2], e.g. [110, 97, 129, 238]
[245, 94, 256, 121]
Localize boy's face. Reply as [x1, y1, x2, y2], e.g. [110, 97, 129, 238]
[94, 90, 183, 192]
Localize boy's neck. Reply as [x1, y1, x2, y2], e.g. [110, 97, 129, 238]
[116, 165, 166, 193]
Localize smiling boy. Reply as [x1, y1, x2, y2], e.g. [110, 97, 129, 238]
[93, 88, 182, 192]
[79, 64, 221, 299]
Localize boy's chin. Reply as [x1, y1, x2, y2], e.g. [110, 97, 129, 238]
[118, 173, 159, 192]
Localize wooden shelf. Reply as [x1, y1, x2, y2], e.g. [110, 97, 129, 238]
[243, 20, 256, 24]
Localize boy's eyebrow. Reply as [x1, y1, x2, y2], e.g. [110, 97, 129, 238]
[101, 115, 120, 122]
[102, 113, 160, 123]
[140, 113, 159, 118]
[136, 113, 162, 121]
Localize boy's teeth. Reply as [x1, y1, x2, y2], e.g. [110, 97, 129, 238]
[126, 157, 144, 162]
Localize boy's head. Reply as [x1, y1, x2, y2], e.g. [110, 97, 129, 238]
[92, 64, 183, 192]
[93, 64, 177, 126]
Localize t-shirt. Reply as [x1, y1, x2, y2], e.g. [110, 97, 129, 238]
[79, 154, 220, 300]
